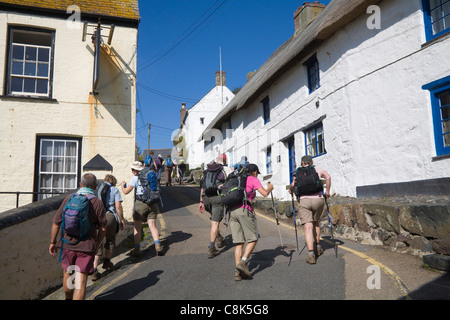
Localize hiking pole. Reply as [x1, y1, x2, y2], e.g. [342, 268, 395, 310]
[322, 192, 337, 258]
[270, 192, 284, 250]
[290, 193, 300, 253]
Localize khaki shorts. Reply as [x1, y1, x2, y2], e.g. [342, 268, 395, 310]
[229, 208, 259, 244]
[202, 195, 225, 223]
[134, 199, 160, 221]
[298, 198, 325, 225]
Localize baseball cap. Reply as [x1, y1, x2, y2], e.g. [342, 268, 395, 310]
[246, 163, 260, 174]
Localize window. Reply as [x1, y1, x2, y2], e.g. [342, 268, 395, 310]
[304, 54, 320, 94]
[35, 137, 81, 200]
[423, 0, 450, 41]
[6, 27, 54, 98]
[305, 123, 326, 158]
[423, 75, 450, 156]
[262, 96, 270, 124]
[266, 146, 273, 174]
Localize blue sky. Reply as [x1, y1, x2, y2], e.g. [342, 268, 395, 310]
[135, 0, 332, 151]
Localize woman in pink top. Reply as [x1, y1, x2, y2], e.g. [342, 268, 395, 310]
[229, 164, 273, 281]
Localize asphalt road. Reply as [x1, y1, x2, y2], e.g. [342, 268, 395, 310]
[44, 184, 450, 305]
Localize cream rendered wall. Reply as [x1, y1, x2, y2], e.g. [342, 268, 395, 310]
[211, 0, 450, 200]
[0, 11, 138, 219]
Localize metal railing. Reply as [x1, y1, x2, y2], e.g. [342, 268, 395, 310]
[0, 191, 67, 209]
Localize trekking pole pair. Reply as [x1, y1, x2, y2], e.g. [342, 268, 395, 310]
[270, 192, 284, 249]
[322, 192, 338, 258]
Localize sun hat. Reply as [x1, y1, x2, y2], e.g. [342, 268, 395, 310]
[131, 161, 144, 171]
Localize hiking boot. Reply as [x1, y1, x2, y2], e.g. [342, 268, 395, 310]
[234, 269, 242, 281]
[305, 254, 316, 264]
[130, 247, 141, 257]
[208, 246, 220, 259]
[215, 235, 224, 248]
[102, 259, 114, 270]
[236, 260, 252, 278]
[91, 270, 100, 281]
[316, 246, 324, 257]
[155, 243, 164, 256]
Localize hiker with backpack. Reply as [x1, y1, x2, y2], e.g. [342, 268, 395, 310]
[163, 154, 174, 186]
[199, 154, 232, 258]
[155, 153, 164, 187]
[122, 161, 164, 257]
[227, 164, 273, 281]
[49, 173, 107, 300]
[289, 155, 331, 264]
[92, 174, 125, 281]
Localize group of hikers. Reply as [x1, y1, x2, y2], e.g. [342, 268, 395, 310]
[48, 150, 331, 300]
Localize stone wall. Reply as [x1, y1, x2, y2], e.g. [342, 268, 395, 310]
[0, 195, 133, 300]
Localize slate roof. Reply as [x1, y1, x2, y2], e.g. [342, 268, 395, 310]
[0, 0, 140, 23]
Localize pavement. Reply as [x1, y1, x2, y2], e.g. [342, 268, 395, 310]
[42, 184, 450, 301]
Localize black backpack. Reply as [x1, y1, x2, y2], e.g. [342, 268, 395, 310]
[219, 169, 249, 208]
[201, 165, 225, 196]
[294, 165, 323, 197]
[97, 182, 111, 209]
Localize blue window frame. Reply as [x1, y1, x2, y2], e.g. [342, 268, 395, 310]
[422, 0, 450, 41]
[288, 139, 296, 183]
[266, 146, 273, 174]
[423, 75, 450, 156]
[262, 96, 270, 124]
[304, 54, 320, 94]
[305, 123, 326, 158]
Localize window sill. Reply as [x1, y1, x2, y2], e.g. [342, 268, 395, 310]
[432, 153, 450, 162]
[422, 30, 450, 49]
[0, 95, 58, 102]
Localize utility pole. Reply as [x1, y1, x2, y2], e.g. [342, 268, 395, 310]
[148, 123, 151, 152]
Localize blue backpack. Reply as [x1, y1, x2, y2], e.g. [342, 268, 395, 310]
[165, 157, 173, 167]
[136, 167, 160, 205]
[59, 193, 95, 261]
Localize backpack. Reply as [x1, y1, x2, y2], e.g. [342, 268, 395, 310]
[201, 165, 225, 196]
[294, 165, 323, 197]
[136, 166, 160, 205]
[155, 156, 163, 168]
[219, 168, 249, 208]
[61, 193, 95, 243]
[165, 158, 173, 167]
[144, 155, 153, 166]
[98, 182, 111, 210]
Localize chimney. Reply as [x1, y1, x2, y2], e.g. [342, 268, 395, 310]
[294, 2, 326, 36]
[215, 71, 226, 87]
[180, 102, 187, 125]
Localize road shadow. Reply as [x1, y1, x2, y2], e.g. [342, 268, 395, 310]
[93, 270, 164, 300]
[398, 272, 450, 300]
[249, 246, 291, 276]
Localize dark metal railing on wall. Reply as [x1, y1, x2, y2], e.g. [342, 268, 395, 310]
[0, 191, 67, 209]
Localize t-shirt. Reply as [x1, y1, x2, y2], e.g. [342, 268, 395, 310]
[53, 194, 106, 253]
[240, 175, 263, 211]
[128, 175, 143, 195]
[97, 183, 123, 214]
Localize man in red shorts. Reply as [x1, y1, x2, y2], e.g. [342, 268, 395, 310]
[49, 173, 106, 300]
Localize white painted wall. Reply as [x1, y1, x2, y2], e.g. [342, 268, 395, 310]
[0, 10, 138, 218]
[204, 0, 450, 200]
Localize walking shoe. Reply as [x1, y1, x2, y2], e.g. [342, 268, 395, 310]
[215, 235, 224, 248]
[236, 260, 252, 278]
[155, 243, 164, 256]
[208, 246, 220, 258]
[102, 259, 114, 270]
[234, 269, 242, 281]
[305, 254, 316, 264]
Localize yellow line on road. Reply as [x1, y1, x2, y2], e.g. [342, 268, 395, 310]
[257, 212, 412, 300]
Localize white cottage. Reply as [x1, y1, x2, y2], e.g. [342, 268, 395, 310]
[201, 0, 450, 200]
[0, 0, 140, 217]
[180, 71, 234, 169]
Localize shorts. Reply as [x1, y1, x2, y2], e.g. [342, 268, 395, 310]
[134, 199, 160, 221]
[229, 208, 259, 244]
[298, 198, 325, 225]
[61, 249, 95, 274]
[202, 195, 225, 222]
[97, 212, 118, 256]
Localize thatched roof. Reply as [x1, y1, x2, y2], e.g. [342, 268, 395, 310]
[200, 0, 382, 141]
